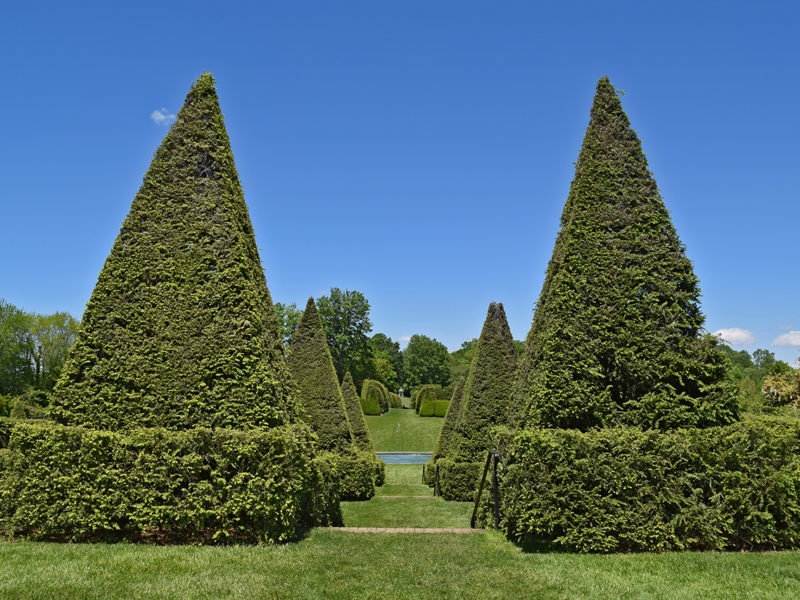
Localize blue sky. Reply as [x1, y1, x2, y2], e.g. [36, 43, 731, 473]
[1, 1, 798, 362]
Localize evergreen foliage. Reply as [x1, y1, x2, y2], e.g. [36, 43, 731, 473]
[0, 420, 338, 542]
[49, 74, 295, 431]
[514, 77, 738, 431]
[288, 298, 354, 453]
[451, 303, 518, 460]
[414, 384, 440, 414]
[361, 379, 389, 414]
[491, 418, 800, 552]
[431, 379, 465, 462]
[341, 372, 374, 453]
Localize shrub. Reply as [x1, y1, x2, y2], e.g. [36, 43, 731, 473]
[437, 459, 482, 502]
[513, 77, 738, 431]
[419, 401, 435, 417]
[450, 303, 517, 461]
[388, 393, 403, 409]
[315, 450, 380, 501]
[49, 74, 296, 432]
[341, 372, 374, 453]
[361, 380, 388, 415]
[288, 299, 354, 453]
[427, 379, 466, 485]
[414, 384, 440, 414]
[490, 418, 800, 552]
[0, 420, 337, 543]
[434, 400, 449, 417]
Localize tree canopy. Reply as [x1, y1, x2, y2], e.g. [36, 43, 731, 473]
[316, 288, 373, 385]
[403, 334, 450, 390]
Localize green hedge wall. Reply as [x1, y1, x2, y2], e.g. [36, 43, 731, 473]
[490, 418, 800, 552]
[419, 400, 449, 417]
[0, 421, 340, 543]
[414, 384, 440, 414]
[437, 459, 482, 502]
[361, 380, 387, 416]
[316, 450, 381, 501]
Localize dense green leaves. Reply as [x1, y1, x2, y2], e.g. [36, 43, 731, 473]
[0, 420, 336, 543]
[515, 77, 738, 431]
[451, 303, 518, 460]
[341, 372, 374, 453]
[316, 288, 373, 385]
[50, 74, 295, 431]
[288, 298, 354, 453]
[403, 335, 450, 390]
[492, 418, 800, 552]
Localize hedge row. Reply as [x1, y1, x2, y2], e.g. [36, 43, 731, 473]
[437, 459, 482, 502]
[0, 420, 340, 543]
[414, 384, 440, 414]
[361, 379, 389, 415]
[419, 400, 449, 417]
[488, 418, 800, 552]
[316, 450, 383, 501]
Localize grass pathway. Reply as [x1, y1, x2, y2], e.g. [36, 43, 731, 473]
[342, 408, 473, 529]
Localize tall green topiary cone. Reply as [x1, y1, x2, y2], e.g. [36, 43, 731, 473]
[50, 73, 296, 430]
[341, 371, 374, 452]
[288, 298, 354, 452]
[451, 303, 518, 460]
[432, 379, 465, 462]
[514, 77, 737, 431]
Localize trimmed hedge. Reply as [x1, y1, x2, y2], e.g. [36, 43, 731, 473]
[341, 372, 374, 453]
[490, 418, 800, 552]
[0, 420, 339, 543]
[437, 459, 482, 502]
[50, 74, 297, 432]
[388, 393, 403, 409]
[288, 298, 354, 453]
[419, 400, 449, 417]
[426, 380, 466, 485]
[414, 384, 440, 414]
[360, 380, 387, 416]
[316, 450, 381, 501]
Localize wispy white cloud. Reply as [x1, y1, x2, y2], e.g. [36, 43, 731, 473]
[398, 335, 411, 343]
[150, 107, 176, 126]
[772, 331, 800, 347]
[714, 328, 756, 346]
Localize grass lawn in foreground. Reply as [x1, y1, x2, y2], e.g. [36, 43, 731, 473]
[2, 532, 799, 600]
[365, 407, 442, 452]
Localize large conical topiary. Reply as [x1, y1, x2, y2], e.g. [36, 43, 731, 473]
[341, 371, 374, 452]
[425, 378, 465, 484]
[451, 303, 518, 460]
[50, 73, 296, 431]
[514, 77, 737, 431]
[288, 298, 354, 452]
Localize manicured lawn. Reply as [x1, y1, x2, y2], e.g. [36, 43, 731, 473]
[2, 533, 799, 599]
[366, 408, 442, 451]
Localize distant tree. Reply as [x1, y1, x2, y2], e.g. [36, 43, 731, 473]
[30, 312, 79, 391]
[403, 334, 450, 390]
[316, 288, 373, 385]
[274, 302, 302, 350]
[371, 333, 403, 388]
[0, 300, 34, 395]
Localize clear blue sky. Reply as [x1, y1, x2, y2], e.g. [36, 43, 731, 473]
[1, 1, 798, 362]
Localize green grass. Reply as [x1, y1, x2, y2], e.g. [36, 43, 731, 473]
[2, 533, 799, 599]
[341, 496, 472, 528]
[343, 464, 469, 528]
[365, 408, 442, 451]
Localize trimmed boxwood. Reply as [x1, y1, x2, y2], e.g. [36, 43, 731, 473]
[0, 420, 339, 543]
[419, 399, 449, 417]
[489, 418, 800, 552]
[341, 372, 374, 453]
[414, 384, 440, 414]
[360, 380, 387, 416]
[437, 459, 482, 502]
[315, 450, 381, 501]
